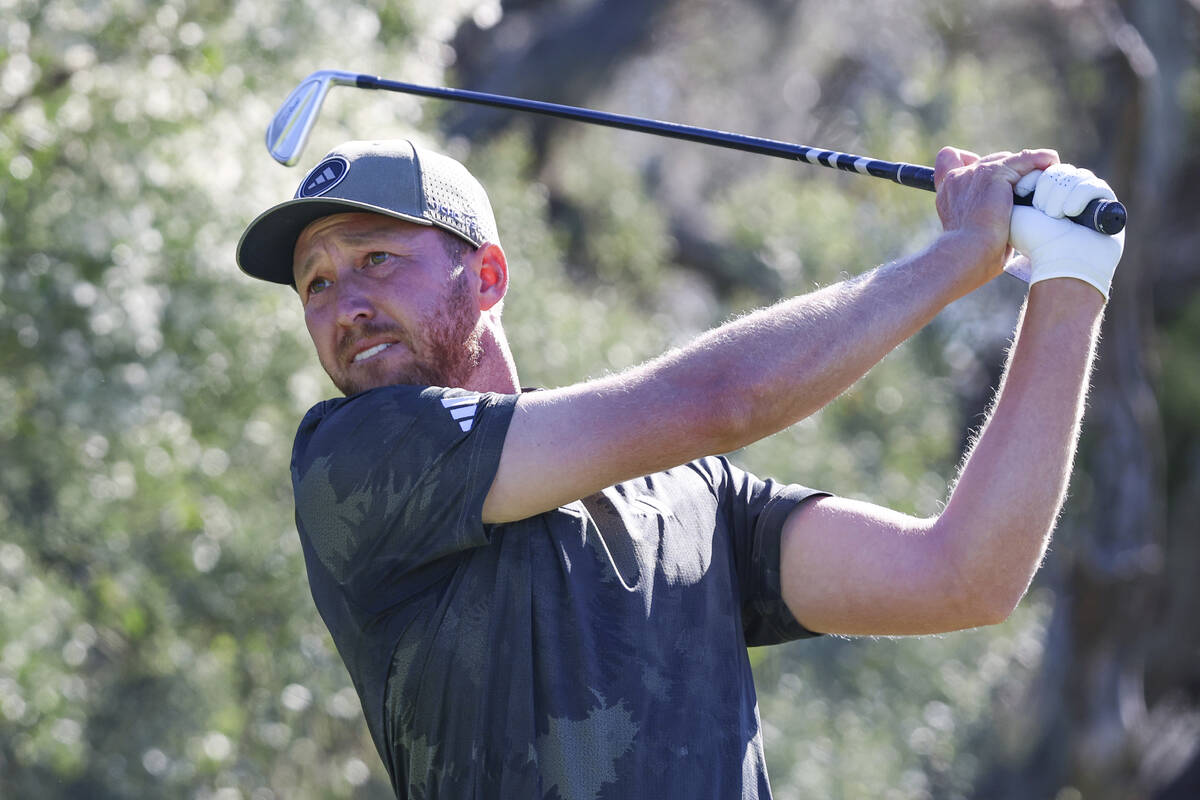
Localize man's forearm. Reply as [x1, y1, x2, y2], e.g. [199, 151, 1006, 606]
[654, 230, 994, 453]
[934, 278, 1105, 620]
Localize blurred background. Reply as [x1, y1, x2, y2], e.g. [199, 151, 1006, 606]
[1, 0, 1197, 797]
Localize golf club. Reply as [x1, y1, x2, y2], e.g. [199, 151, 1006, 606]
[267, 69, 1127, 235]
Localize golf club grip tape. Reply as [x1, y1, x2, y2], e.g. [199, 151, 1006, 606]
[803, 155, 1124, 236]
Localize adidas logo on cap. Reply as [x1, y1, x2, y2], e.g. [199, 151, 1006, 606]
[296, 156, 349, 198]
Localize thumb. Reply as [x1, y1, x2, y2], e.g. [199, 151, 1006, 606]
[934, 146, 977, 189]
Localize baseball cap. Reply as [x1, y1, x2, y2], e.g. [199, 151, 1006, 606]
[236, 139, 499, 286]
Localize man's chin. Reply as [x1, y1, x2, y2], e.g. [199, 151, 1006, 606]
[323, 360, 385, 396]
[330, 363, 457, 396]
[335, 377, 388, 396]
[334, 369, 408, 396]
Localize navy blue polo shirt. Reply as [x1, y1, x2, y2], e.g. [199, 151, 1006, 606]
[290, 384, 826, 799]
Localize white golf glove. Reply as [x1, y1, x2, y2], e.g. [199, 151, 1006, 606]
[1004, 163, 1125, 301]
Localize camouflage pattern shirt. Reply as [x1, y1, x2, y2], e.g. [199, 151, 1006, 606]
[291, 385, 827, 799]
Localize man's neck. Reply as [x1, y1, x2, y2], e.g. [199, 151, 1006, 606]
[464, 323, 520, 394]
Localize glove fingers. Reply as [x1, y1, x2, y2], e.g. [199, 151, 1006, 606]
[1062, 171, 1116, 216]
[1034, 164, 1079, 218]
[1014, 169, 1042, 199]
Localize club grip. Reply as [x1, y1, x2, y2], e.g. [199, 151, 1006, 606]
[1012, 193, 1126, 235]
[909, 164, 1125, 235]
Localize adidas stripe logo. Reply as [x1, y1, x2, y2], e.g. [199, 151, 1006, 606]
[441, 395, 481, 432]
[297, 156, 348, 198]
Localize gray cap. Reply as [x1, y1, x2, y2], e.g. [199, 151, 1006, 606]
[237, 139, 499, 285]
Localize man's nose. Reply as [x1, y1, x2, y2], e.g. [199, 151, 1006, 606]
[335, 278, 375, 327]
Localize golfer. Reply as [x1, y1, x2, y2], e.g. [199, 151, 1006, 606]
[237, 139, 1123, 799]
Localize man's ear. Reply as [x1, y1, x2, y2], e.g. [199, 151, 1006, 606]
[471, 242, 509, 311]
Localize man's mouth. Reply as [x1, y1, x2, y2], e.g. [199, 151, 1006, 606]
[353, 342, 393, 363]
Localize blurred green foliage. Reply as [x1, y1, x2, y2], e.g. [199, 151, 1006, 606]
[1, 0, 1196, 798]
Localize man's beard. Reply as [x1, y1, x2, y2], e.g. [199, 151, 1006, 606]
[327, 275, 484, 396]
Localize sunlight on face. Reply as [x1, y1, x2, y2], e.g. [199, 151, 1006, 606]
[292, 214, 485, 394]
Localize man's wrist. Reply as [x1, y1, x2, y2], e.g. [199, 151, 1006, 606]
[1026, 276, 1107, 319]
[929, 230, 1006, 298]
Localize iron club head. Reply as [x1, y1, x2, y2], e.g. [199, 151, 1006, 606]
[266, 70, 359, 166]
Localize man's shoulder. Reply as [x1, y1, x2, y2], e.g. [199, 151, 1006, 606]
[294, 384, 494, 446]
[289, 384, 520, 499]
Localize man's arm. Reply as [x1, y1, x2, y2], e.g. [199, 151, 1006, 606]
[779, 277, 1104, 636]
[483, 234, 985, 524]
[482, 149, 1059, 524]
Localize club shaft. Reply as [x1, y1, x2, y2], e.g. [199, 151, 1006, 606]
[358, 75, 935, 188]
[353, 73, 1125, 235]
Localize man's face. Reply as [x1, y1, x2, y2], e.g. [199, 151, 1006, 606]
[293, 213, 484, 395]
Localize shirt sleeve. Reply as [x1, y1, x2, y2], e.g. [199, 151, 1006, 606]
[290, 385, 517, 603]
[705, 457, 831, 647]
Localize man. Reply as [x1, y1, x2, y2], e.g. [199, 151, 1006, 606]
[237, 139, 1123, 798]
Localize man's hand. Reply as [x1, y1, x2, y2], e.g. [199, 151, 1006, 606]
[1008, 164, 1126, 300]
[933, 147, 1060, 290]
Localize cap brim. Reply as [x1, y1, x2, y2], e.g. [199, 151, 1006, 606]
[236, 197, 435, 286]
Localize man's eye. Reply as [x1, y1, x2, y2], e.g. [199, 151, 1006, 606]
[307, 277, 331, 297]
[367, 252, 390, 266]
